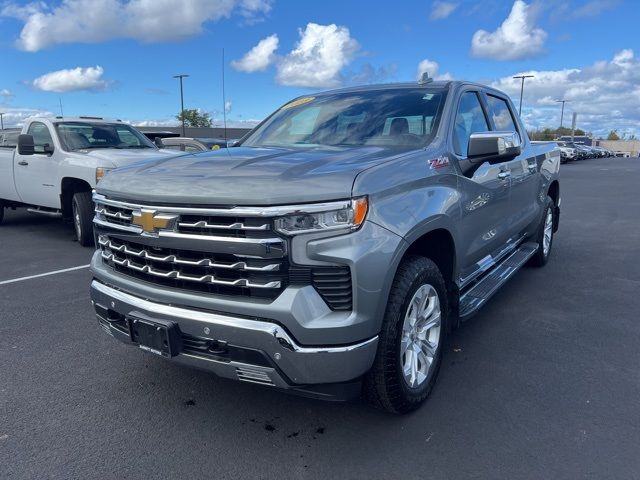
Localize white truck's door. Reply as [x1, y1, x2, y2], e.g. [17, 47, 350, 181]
[0, 148, 20, 202]
[14, 121, 61, 208]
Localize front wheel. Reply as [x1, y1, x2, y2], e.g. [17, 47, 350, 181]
[72, 191, 95, 247]
[364, 255, 448, 414]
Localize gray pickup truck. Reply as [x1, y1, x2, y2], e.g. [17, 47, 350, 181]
[90, 78, 560, 413]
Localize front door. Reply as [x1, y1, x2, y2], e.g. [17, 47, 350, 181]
[14, 122, 60, 208]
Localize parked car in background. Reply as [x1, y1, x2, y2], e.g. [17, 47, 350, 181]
[90, 79, 560, 413]
[159, 137, 237, 152]
[574, 144, 592, 159]
[0, 117, 178, 245]
[556, 141, 577, 163]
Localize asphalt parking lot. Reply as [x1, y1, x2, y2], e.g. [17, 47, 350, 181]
[1, 156, 639, 479]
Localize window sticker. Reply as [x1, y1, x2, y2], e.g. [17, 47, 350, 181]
[281, 96, 316, 110]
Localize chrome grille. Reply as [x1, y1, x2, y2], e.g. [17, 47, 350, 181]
[94, 195, 274, 239]
[98, 235, 287, 299]
[93, 194, 352, 308]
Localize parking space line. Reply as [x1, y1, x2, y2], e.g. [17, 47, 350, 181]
[0, 265, 90, 286]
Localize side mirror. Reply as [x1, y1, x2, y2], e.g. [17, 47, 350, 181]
[17, 134, 35, 155]
[468, 131, 521, 164]
[154, 137, 164, 148]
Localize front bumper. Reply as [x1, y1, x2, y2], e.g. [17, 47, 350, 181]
[91, 280, 378, 399]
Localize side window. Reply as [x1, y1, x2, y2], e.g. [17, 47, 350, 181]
[27, 122, 54, 154]
[453, 92, 489, 156]
[486, 95, 519, 135]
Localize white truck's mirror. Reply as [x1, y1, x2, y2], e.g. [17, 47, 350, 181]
[17, 134, 35, 156]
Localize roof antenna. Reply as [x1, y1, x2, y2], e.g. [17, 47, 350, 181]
[222, 47, 229, 154]
[418, 72, 433, 85]
[58, 97, 64, 116]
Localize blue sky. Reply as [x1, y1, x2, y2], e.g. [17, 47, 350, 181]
[0, 0, 638, 137]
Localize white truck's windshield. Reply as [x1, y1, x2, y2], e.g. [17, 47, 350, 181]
[55, 122, 155, 151]
[242, 88, 447, 149]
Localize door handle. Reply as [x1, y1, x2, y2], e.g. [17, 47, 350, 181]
[17, 160, 29, 166]
[497, 170, 511, 180]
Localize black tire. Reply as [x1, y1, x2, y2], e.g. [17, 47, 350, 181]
[0, 205, 4, 225]
[529, 196, 555, 267]
[364, 255, 448, 414]
[72, 191, 94, 247]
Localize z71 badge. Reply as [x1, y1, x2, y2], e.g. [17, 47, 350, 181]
[429, 156, 450, 169]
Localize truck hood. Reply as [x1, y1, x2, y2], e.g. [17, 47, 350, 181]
[97, 146, 410, 205]
[85, 148, 180, 168]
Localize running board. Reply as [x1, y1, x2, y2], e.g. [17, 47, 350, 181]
[459, 242, 538, 321]
[27, 207, 62, 218]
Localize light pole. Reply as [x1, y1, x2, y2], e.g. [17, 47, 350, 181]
[0, 112, 4, 130]
[556, 99, 569, 129]
[173, 74, 189, 136]
[513, 74, 534, 116]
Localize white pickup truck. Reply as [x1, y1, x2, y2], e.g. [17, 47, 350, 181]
[0, 117, 176, 246]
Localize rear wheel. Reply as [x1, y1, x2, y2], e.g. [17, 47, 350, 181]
[364, 255, 448, 414]
[529, 196, 555, 267]
[72, 191, 94, 247]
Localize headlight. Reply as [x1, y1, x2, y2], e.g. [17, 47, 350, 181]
[96, 167, 113, 183]
[274, 197, 368, 236]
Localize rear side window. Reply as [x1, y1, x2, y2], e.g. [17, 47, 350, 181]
[486, 95, 518, 134]
[27, 122, 54, 154]
[453, 92, 489, 157]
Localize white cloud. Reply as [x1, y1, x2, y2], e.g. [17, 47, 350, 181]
[491, 49, 640, 137]
[471, 0, 546, 61]
[0, 107, 55, 127]
[31, 66, 111, 92]
[276, 23, 359, 88]
[231, 34, 279, 72]
[1, 0, 272, 52]
[224, 100, 233, 112]
[0, 88, 13, 97]
[416, 59, 453, 81]
[430, 1, 458, 20]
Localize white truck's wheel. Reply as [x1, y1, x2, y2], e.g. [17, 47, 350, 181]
[72, 191, 94, 247]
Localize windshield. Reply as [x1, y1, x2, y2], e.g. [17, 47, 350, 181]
[55, 122, 155, 151]
[241, 88, 447, 149]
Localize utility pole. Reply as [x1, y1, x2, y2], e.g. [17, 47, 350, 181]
[556, 99, 569, 129]
[0, 112, 4, 130]
[513, 74, 534, 116]
[173, 74, 189, 136]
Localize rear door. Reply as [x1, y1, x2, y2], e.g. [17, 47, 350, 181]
[453, 90, 515, 280]
[14, 121, 61, 208]
[483, 92, 541, 237]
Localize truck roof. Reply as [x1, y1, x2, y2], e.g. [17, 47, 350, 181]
[308, 80, 508, 98]
[23, 116, 124, 124]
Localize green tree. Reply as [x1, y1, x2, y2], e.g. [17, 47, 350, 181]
[607, 130, 620, 141]
[176, 108, 212, 127]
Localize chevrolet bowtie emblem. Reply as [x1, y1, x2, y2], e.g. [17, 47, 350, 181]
[132, 209, 177, 234]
